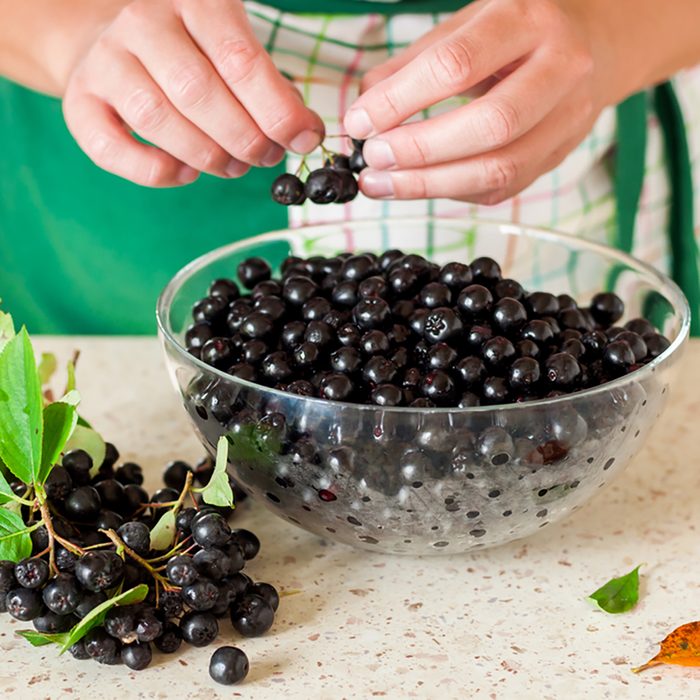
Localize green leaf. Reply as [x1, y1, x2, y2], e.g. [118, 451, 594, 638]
[0, 509, 33, 562]
[76, 415, 93, 429]
[64, 424, 105, 476]
[149, 509, 177, 551]
[16, 584, 149, 652]
[37, 353, 58, 386]
[58, 584, 149, 652]
[38, 402, 78, 484]
[59, 390, 81, 407]
[0, 328, 44, 484]
[0, 311, 15, 355]
[0, 470, 17, 506]
[16, 630, 61, 647]
[65, 360, 76, 394]
[200, 436, 234, 508]
[588, 565, 642, 614]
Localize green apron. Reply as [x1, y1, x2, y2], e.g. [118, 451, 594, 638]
[0, 0, 697, 334]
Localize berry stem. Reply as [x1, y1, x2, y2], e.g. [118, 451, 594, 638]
[100, 529, 177, 592]
[294, 157, 310, 177]
[36, 492, 84, 574]
[145, 536, 194, 564]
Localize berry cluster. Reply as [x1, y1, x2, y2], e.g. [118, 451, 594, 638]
[271, 140, 367, 206]
[185, 251, 671, 408]
[2, 446, 275, 686]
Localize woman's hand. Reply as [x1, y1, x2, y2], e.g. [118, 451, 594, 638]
[63, 0, 324, 187]
[345, 0, 615, 204]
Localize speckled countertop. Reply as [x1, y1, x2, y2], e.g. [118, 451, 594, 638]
[1, 337, 698, 700]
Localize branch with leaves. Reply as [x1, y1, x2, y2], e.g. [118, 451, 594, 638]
[0, 310, 236, 653]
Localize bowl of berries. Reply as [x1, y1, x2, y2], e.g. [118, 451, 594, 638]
[157, 217, 689, 555]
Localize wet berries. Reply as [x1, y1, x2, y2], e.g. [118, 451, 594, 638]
[185, 250, 670, 408]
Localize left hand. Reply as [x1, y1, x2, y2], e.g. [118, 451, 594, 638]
[344, 0, 613, 204]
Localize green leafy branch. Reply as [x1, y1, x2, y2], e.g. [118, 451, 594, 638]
[0, 309, 237, 652]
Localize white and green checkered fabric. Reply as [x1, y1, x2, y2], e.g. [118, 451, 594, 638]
[245, 1, 700, 281]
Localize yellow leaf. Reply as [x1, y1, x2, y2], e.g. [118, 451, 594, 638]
[633, 621, 700, 673]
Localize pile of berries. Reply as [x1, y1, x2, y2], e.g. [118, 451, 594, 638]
[270, 140, 366, 206]
[1, 445, 276, 686]
[184, 251, 672, 408]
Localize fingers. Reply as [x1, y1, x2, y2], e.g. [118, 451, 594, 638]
[63, 92, 199, 188]
[92, 48, 250, 178]
[180, 0, 325, 154]
[345, 0, 539, 139]
[362, 53, 577, 170]
[359, 96, 592, 203]
[120, 9, 281, 169]
[359, 1, 485, 93]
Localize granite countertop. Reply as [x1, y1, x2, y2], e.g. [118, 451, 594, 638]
[1, 337, 698, 700]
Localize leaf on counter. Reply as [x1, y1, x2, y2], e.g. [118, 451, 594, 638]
[588, 565, 641, 614]
[37, 352, 58, 387]
[16, 629, 62, 647]
[149, 510, 177, 551]
[17, 584, 150, 652]
[0, 310, 15, 355]
[0, 329, 43, 484]
[0, 509, 33, 562]
[38, 401, 78, 484]
[64, 424, 105, 477]
[633, 621, 700, 673]
[200, 436, 234, 508]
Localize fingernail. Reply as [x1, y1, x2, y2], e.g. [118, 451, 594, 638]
[364, 139, 396, 169]
[177, 166, 199, 184]
[262, 145, 285, 167]
[362, 170, 394, 199]
[225, 159, 248, 178]
[345, 108, 374, 139]
[290, 129, 323, 154]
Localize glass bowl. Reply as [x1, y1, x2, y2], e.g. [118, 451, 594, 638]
[156, 217, 689, 555]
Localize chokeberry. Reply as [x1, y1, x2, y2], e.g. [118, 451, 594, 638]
[191, 513, 231, 548]
[229, 530, 260, 561]
[14, 558, 49, 589]
[75, 551, 124, 592]
[210, 646, 250, 685]
[180, 611, 219, 647]
[590, 292, 624, 326]
[42, 573, 81, 615]
[6, 587, 44, 621]
[117, 521, 151, 556]
[84, 628, 120, 665]
[155, 621, 183, 654]
[237, 257, 271, 290]
[231, 594, 275, 637]
[122, 642, 153, 671]
[44, 466, 73, 501]
[305, 168, 343, 204]
[64, 485, 102, 522]
[271, 173, 306, 206]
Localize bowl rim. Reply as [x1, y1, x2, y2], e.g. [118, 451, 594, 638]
[156, 215, 690, 414]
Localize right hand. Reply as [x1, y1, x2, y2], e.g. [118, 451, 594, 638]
[62, 0, 324, 187]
